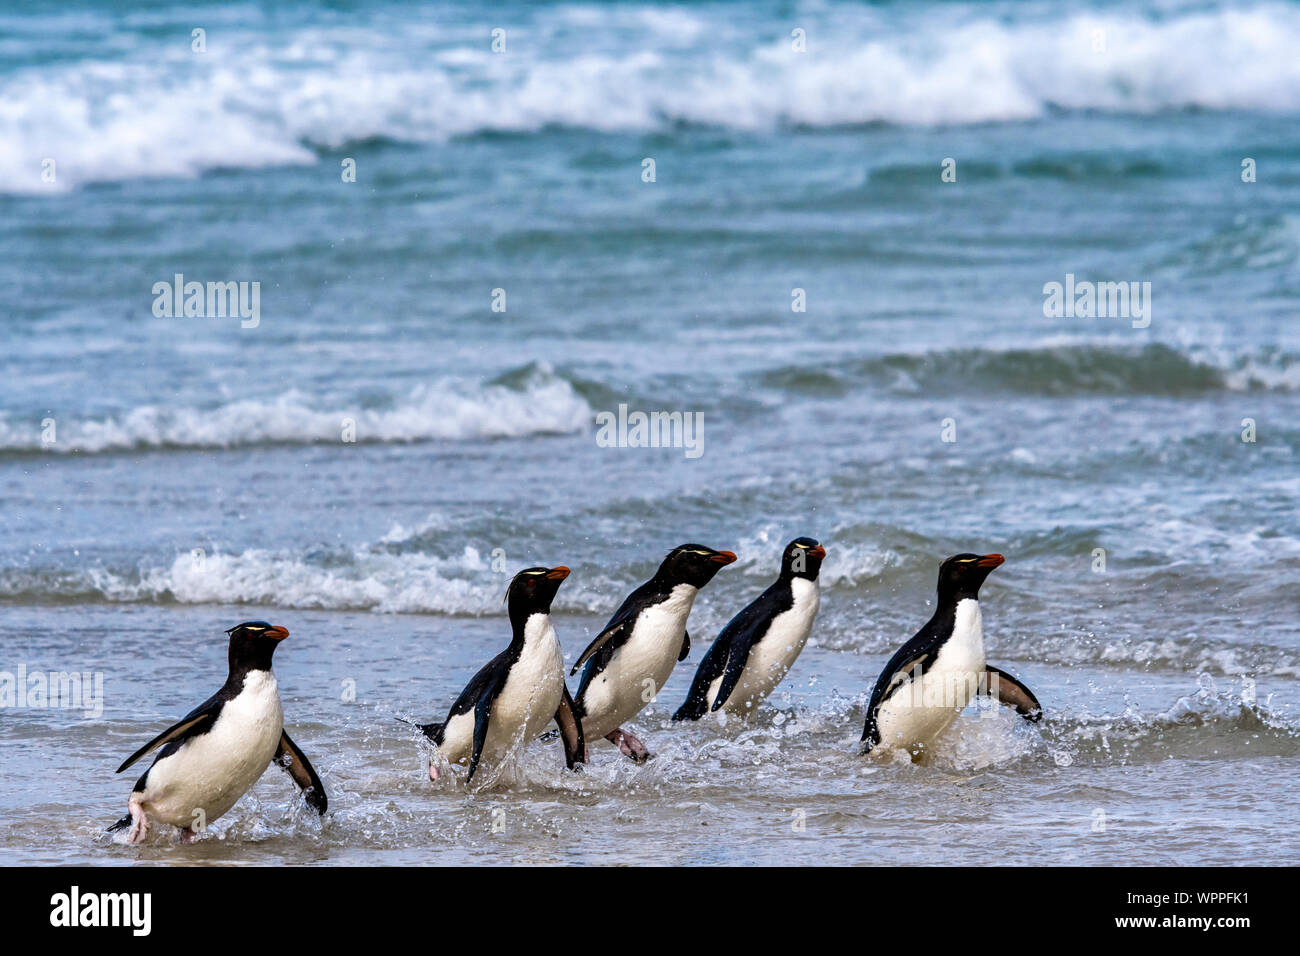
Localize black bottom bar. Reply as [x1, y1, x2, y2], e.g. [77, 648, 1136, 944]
[18, 866, 1271, 940]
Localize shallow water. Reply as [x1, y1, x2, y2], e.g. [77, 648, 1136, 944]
[2, 0, 1299, 865]
[5, 604, 1299, 865]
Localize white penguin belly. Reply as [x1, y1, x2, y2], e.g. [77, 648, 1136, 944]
[438, 711, 475, 765]
[437, 617, 565, 769]
[874, 599, 986, 756]
[486, 622, 565, 753]
[580, 585, 696, 741]
[138, 671, 283, 829]
[712, 582, 819, 717]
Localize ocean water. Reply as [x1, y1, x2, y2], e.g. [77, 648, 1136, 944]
[2, 0, 1299, 866]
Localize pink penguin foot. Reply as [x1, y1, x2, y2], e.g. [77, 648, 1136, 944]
[428, 762, 440, 782]
[605, 728, 651, 763]
[126, 799, 148, 844]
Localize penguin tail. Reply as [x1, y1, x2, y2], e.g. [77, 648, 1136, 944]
[106, 814, 132, 833]
[395, 716, 445, 744]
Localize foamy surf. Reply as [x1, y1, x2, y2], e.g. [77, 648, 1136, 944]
[5, 3, 1300, 191]
[4, 545, 618, 615]
[0, 373, 591, 455]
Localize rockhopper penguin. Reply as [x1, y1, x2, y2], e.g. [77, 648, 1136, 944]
[572, 543, 736, 762]
[861, 553, 1041, 760]
[107, 621, 326, 843]
[407, 566, 584, 784]
[674, 537, 824, 721]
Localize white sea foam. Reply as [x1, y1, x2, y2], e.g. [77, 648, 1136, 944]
[5, 4, 1300, 192]
[727, 525, 899, 590]
[69, 545, 619, 615]
[0, 374, 591, 453]
[90, 547, 493, 614]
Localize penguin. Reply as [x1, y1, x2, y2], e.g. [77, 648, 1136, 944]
[861, 553, 1042, 761]
[107, 621, 326, 843]
[407, 566, 583, 784]
[673, 537, 824, 722]
[572, 543, 736, 762]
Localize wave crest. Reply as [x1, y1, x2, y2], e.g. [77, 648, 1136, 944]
[0, 366, 591, 455]
[5, 4, 1300, 191]
[761, 343, 1300, 397]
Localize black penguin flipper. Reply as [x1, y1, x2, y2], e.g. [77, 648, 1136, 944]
[570, 618, 630, 678]
[275, 729, 328, 815]
[571, 578, 668, 680]
[675, 585, 780, 720]
[673, 631, 732, 721]
[403, 649, 512, 774]
[466, 684, 499, 783]
[861, 618, 942, 747]
[861, 649, 930, 747]
[710, 643, 756, 713]
[437, 647, 514, 729]
[115, 691, 224, 774]
[861, 712, 881, 751]
[981, 665, 1042, 721]
[553, 684, 585, 771]
[678, 630, 691, 662]
[574, 619, 641, 703]
[706, 590, 788, 713]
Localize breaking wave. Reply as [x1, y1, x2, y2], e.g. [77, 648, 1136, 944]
[0, 545, 615, 615]
[5, 2, 1300, 191]
[0, 367, 591, 455]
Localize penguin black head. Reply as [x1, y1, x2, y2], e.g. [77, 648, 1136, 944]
[505, 566, 569, 627]
[223, 620, 289, 674]
[781, 537, 826, 581]
[655, 543, 737, 589]
[936, 553, 1004, 602]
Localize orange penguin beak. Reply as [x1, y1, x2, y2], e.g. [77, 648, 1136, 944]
[810, 544, 826, 560]
[711, 551, 738, 565]
[547, 566, 571, 580]
[977, 554, 1005, 568]
[267, 625, 290, 641]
